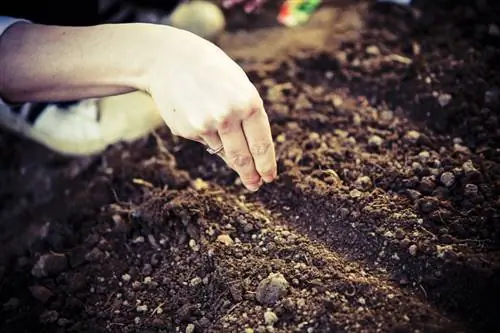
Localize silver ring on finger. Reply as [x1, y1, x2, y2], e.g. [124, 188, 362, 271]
[206, 144, 224, 155]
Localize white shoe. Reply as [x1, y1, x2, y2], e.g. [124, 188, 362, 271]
[0, 91, 164, 156]
[166, 1, 226, 41]
[98, 0, 226, 41]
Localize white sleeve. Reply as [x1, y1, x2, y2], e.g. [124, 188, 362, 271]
[0, 16, 32, 106]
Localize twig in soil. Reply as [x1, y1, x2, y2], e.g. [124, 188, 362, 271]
[418, 283, 428, 299]
[151, 301, 166, 317]
[104, 292, 116, 307]
[132, 178, 154, 188]
[109, 186, 129, 206]
[418, 226, 438, 240]
[386, 54, 412, 65]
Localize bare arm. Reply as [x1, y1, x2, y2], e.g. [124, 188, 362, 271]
[0, 22, 167, 103]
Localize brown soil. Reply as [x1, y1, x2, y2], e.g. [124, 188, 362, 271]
[1, 0, 500, 332]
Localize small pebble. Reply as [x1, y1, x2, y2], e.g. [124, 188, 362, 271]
[189, 239, 200, 252]
[264, 310, 279, 326]
[409, 244, 418, 256]
[132, 236, 145, 244]
[136, 304, 148, 312]
[485, 86, 500, 105]
[142, 263, 153, 276]
[440, 172, 455, 187]
[190, 277, 202, 287]
[368, 135, 383, 147]
[366, 45, 380, 55]
[84, 247, 104, 263]
[216, 234, 234, 246]
[122, 274, 132, 282]
[437, 93, 452, 107]
[464, 184, 479, 197]
[256, 273, 289, 306]
[3, 297, 20, 311]
[417, 197, 439, 213]
[354, 175, 372, 190]
[39, 310, 59, 324]
[29, 285, 54, 303]
[379, 109, 394, 121]
[462, 160, 480, 177]
[186, 323, 195, 333]
[57, 318, 72, 327]
[488, 24, 500, 37]
[31, 253, 68, 278]
[418, 151, 430, 161]
[405, 130, 420, 143]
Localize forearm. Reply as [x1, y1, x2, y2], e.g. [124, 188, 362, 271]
[0, 22, 165, 103]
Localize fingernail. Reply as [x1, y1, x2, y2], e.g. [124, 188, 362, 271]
[263, 172, 277, 183]
[247, 182, 260, 192]
[263, 176, 274, 183]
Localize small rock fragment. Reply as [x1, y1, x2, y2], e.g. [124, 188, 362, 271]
[488, 24, 500, 37]
[136, 304, 148, 312]
[368, 135, 383, 147]
[3, 297, 20, 311]
[29, 285, 54, 303]
[462, 160, 480, 177]
[57, 318, 72, 327]
[31, 253, 68, 278]
[416, 197, 439, 213]
[216, 234, 234, 246]
[405, 130, 420, 143]
[142, 263, 153, 276]
[264, 310, 279, 326]
[366, 45, 380, 55]
[190, 277, 202, 287]
[256, 273, 289, 306]
[84, 247, 104, 263]
[39, 310, 59, 324]
[189, 239, 200, 252]
[419, 176, 435, 193]
[408, 244, 418, 256]
[122, 274, 132, 282]
[437, 93, 452, 107]
[193, 178, 209, 190]
[485, 86, 500, 106]
[440, 172, 455, 187]
[379, 109, 394, 121]
[132, 236, 145, 244]
[354, 175, 372, 190]
[464, 184, 479, 197]
[186, 323, 195, 333]
[406, 189, 422, 201]
[418, 150, 430, 161]
[349, 189, 363, 198]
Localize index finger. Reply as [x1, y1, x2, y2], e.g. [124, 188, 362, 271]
[242, 107, 277, 183]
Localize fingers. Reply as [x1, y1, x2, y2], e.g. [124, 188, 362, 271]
[242, 107, 277, 183]
[218, 118, 262, 191]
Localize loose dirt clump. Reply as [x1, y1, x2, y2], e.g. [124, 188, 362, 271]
[1, 1, 500, 332]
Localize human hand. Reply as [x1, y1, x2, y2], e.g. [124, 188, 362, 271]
[221, 0, 267, 13]
[146, 27, 277, 191]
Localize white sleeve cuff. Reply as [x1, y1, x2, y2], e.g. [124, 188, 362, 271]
[0, 16, 32, 106]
